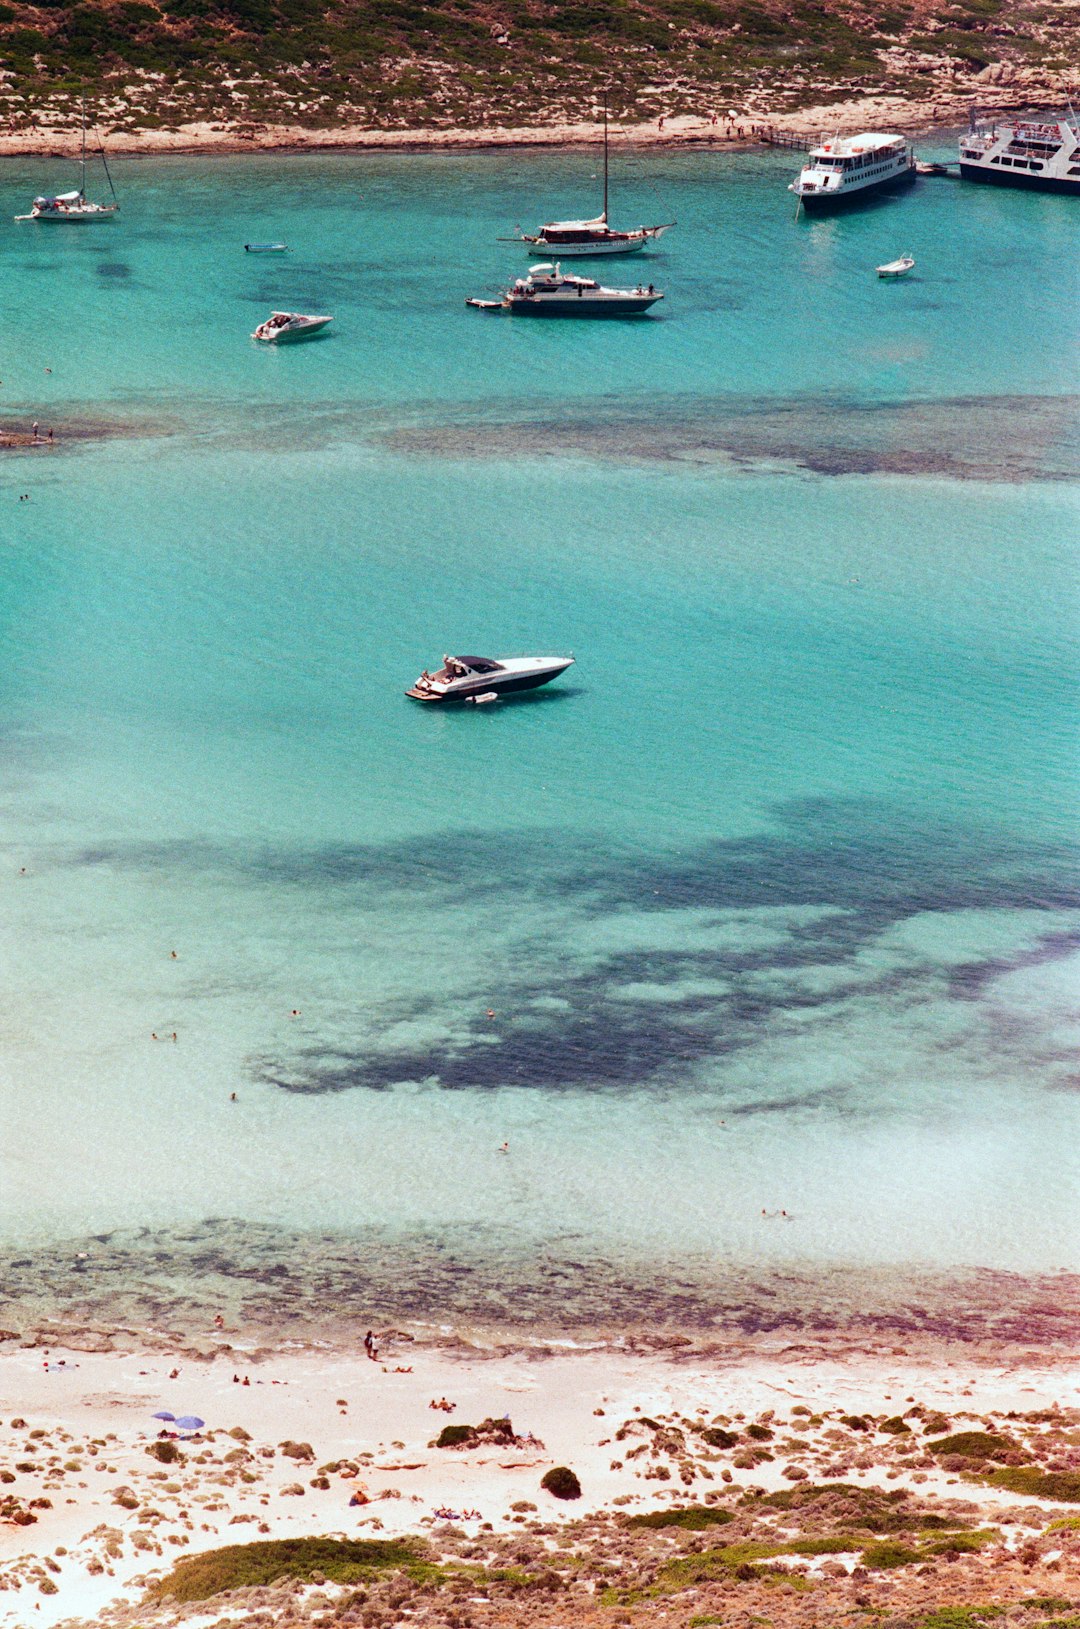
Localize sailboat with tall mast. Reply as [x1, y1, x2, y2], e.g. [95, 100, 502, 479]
[15, 99, 119, 222]
[503, 98, 673, 257]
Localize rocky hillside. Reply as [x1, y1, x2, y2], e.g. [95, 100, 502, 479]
[0, 0, 1074, 131]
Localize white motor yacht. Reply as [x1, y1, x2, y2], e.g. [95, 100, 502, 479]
[468, 263, 663, 317]
[789, 132, 916, 210]
[252, 312, 333, 343]
[406, 654, 574, 703]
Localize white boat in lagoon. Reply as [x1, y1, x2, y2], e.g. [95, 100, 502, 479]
[407, 654, 575, 703]
[252, 311, 333, 343]
[789, 132, 916, 211]
[467, 263, 663, 317]
[15, 100, 119, 223]
[959, 111, 1080, 195]
[876, 254, 915, 278]
[245, 242, 289, 253]
[503, 98, 674, 257]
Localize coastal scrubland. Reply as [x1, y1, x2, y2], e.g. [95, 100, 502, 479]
[0, 0, 1073, 144]
[2, 1339, 1080, 1627]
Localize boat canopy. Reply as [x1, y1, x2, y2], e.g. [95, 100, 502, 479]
[35, 191, 84, 205]
[541, 215, 608, 231]
[451, 655, 504, 673]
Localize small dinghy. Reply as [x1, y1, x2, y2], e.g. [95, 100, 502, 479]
[245, 242, 288, 253]
[465, 691, 500, 705]
[252, 311, 333, 343]
[876, 254, 915, 279]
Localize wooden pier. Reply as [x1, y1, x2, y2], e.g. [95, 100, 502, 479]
[760, 128, 817, 152]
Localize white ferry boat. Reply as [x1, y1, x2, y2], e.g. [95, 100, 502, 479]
[958, 112, 1080, 195]
[789, 132, 916, 211]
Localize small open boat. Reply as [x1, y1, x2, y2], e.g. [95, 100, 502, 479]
[245, 242, 288, 252]
[876, 254, 915, 279]
[252, 311, 333, 343]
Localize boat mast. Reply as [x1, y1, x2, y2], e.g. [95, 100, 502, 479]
[602, 92, 609, 223]
[80, 96, 86, 196]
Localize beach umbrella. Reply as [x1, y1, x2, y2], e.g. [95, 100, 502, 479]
[174, 1415, 205, 1431]
[151, 1411, 176, 1422]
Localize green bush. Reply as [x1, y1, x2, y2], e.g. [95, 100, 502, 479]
[434, 1424, 473, 1448]
[982, 1467, 1080, 1502]
[861, 1540, 921, 1568]
[541, 1466, 581, 1500]
[628, 1505, 734, 1530]
[926, 1432, 1016, 1461]
[149, 1537, 434, 1603]
[146, 1441, 183, 1465]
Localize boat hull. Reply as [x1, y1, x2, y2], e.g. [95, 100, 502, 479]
[796, 166, 917, 212]
[958, 163, 1080, 195]
[507, 296, 660, 317]
[19, 209, 117, 223]
[531, 236, 647, 256]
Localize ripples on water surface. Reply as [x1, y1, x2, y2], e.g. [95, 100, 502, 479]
[0, 140, 1077, 1338]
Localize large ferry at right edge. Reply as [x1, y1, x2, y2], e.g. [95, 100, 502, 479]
[958, 111, 1080, 196]
[789, 132, 916, 210]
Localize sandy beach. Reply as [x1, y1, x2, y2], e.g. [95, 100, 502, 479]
[2, 1324, 1078, 1627]
[0, 74, 1071, 159]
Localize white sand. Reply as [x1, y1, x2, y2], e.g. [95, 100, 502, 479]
[1, 1334, 1075, 1626]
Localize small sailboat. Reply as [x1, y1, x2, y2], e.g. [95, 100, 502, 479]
[252, 311, 333, 343]
[502, 97, 674, 257]
[15, 100, 118, 222]
[876, 254, 915, 278]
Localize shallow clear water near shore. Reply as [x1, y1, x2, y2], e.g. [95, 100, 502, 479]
[1, 140, 1078, 1336]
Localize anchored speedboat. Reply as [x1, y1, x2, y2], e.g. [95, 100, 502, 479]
[876, 254, 915, 278]
[467, 263, 663, 317]
[406, 654, 574, 703]
[252, 311, 333, 343]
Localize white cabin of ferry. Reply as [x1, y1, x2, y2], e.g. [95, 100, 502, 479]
[958, 114, 1080, 195]
[790, 132, 915, 207]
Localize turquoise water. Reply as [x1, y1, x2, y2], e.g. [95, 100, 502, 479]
[1, 141, 1078, 1333]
